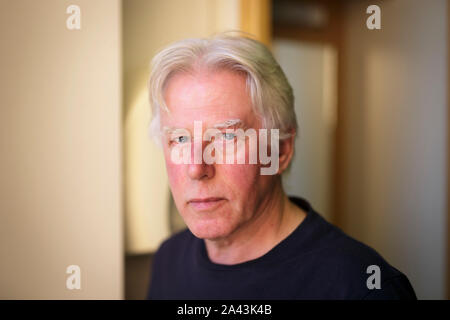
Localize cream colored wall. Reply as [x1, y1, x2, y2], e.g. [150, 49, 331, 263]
[274, 40, 337, 222]
[341, 0, 447, 299]
[0, 0, 123, 299]
[123, 0, 241, 254]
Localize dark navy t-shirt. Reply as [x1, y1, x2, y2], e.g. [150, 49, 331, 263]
[147, 197, 416, 299]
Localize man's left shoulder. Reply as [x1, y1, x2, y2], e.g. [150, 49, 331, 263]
[313, 225, 417, 299]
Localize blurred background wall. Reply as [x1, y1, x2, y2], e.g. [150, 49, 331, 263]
[0, 0, 123, 299]
[275, 40, 337, 222]
[338, 0, 447, 300]
[273, 0, 448, 299]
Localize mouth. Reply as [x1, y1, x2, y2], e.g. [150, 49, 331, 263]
[188, 197, 226, 211]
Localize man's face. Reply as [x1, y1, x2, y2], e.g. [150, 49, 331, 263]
[160, 69, 276, 240]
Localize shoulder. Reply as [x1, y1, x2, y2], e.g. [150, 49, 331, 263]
[288, 197, 416, 299]
[309, 221, 416, 299]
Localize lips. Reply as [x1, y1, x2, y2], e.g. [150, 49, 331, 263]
[188, 197, 226, 211]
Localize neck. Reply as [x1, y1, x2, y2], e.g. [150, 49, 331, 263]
[204, 180, 306, 265]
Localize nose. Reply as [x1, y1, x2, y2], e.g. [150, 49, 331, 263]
[187, 140, 214, 180]
[187, 162, 214, 180]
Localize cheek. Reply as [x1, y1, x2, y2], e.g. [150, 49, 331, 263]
[164, 153, 186, 192]
[219, 164, 261, 197]
[219, 164, 274, 209]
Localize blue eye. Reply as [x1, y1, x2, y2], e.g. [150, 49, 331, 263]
[223, 132, 236, 140]
[174, 136, 189, 144]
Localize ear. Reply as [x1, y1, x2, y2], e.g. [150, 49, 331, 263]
[277, 128, 296, 174]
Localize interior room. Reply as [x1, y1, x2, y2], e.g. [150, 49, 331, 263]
[0, 0, 448, 300]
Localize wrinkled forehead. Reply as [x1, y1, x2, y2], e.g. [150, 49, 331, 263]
[160, 69, 261, 129]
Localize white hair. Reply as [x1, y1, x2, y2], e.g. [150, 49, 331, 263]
[148, 33, 297, 142]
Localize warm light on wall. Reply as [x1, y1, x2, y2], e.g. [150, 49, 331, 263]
[124, 86, 170, 254]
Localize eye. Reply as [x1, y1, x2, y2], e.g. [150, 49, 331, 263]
[222, 132, 236, 141]
[172, 136, 189, 144]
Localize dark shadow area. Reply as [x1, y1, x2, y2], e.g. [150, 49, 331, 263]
[125, 254, 153, 300]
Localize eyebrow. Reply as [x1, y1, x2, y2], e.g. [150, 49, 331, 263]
[213, 119, 243, 129]
[162, 119, 244, 134]
[162, 126, 190, 135]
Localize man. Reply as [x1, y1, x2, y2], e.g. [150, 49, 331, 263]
[146, 34, 416, 299]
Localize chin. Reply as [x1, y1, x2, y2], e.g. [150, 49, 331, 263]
[185, 219, 233, 240]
